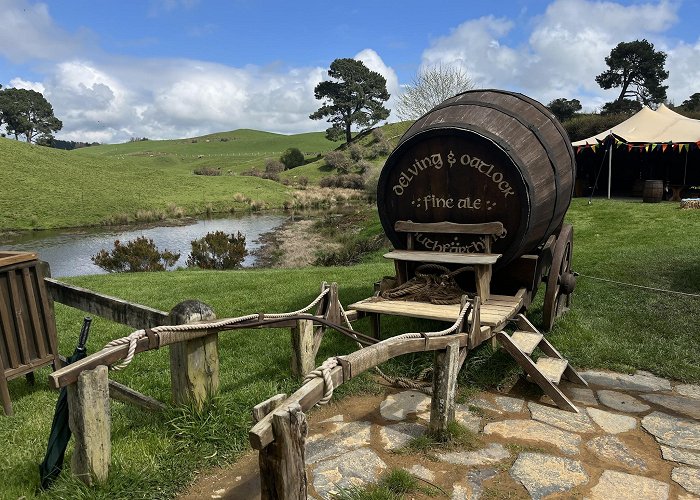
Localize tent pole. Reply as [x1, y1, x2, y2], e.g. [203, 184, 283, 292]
[608, 142, 612, 200]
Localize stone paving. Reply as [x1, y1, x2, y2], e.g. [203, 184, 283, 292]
[181, 370, 700, 499]
[303, 370, 700, 499]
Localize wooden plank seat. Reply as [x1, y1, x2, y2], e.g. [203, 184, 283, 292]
[390, 220, 504, 302]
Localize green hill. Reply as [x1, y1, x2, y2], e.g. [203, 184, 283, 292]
[0, 137, 291, 231]
[0, 124, 409, 232]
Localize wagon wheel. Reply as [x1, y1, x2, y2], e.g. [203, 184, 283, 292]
[543, 223, 575, 331]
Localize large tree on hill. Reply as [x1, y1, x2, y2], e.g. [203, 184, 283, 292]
[310, 58, 390, 144]
[595, 39, 668, 114]
[395, 64, 475, 120]
[679, 92, 700, 112]
[0, 88, 62, 143]
[546, 98, 582, 122]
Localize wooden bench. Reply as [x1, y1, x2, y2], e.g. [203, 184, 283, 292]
[387, 220, 504, 302]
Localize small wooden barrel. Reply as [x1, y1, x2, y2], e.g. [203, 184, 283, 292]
[643, 180, 664, 203]
[377, 89, 576, 267]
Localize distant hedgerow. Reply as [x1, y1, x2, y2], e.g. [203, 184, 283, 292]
[92, 237, 180, 272]
[186, 231, 248, 270]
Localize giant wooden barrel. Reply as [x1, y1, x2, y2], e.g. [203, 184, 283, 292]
[377, 89, 576, 267]
[642, 180, 663, 203]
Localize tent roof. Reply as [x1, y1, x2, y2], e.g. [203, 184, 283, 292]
[572, 104, 700, 145]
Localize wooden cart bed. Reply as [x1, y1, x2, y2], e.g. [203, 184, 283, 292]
[349, 290, 525, 330]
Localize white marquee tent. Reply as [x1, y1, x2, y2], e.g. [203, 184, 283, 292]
[572, 105, 700, 198]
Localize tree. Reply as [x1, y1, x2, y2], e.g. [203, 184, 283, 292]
[547, 98, 582, 122]
[595, 39, 668, 112]
[0, 88, 62, 143]
[310, 58, 390, 144]
[395, 65, 475, 120]
[679, 92, 700, 112]
[280, 147, 304, 169]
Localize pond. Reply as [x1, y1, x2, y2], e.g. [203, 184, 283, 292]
[0, 213, 289, 278]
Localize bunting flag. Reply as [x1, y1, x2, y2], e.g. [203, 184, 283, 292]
[573, 138, 700, 153]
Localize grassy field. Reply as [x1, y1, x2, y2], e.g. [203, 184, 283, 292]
[0, 128, 351, 232]
[0, 198, 698, 499]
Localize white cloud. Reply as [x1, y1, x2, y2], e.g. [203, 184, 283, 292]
[9, 78, 45, 94]
[419, 0, 681, 110]
[0, 0, 90, 63]
[33, 57, 331, 143]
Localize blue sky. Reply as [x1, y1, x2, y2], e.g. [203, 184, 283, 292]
[1, 0, 698, 143]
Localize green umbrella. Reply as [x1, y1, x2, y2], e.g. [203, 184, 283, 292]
[39, 317, 92, 490]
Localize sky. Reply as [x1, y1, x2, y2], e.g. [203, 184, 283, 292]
[1, 0, 699, 144]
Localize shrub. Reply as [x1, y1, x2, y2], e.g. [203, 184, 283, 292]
[355, 159, 373, 175]
[265, 159, 285, 174]
[193, 166, 221, 176]
[324, 151, 351, 174]
[348, 143, 364, 161]
[371, 140, 392, 158]
[186, 231, 248, 270]
[92, 237, 180, 272]
[371, 128, 385, 142]
[319, 173, 365, 190]
[297, 176, 309, 187]
[261, 171, 280, 181]
[280, 147, 304, 169]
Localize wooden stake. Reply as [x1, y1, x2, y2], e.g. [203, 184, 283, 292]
[290, 319, 314, 378]
[67, 365, 111, 485]
[168, 300, 218, 410]
[429, 339, 460, 440]
[259, 403, 308, 500]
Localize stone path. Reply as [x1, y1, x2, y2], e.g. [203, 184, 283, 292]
[179, 370, 700, 499]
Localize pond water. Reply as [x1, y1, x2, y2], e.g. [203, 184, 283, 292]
[0, 213, 289, 278]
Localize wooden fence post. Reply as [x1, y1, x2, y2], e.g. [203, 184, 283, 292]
[429, 339, 460, 440]
[290, 319, 314, 378]
[259, 403, 308, 500]
[168, 300, 218, 410]
[67, 364, 111, 485]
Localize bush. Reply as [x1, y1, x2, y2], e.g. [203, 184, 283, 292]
[355, 159, 373, 175]
[562, 113, 628, 141]
[297, 176, 309, 187]
[186, 231, 248, 270]
[193, 166, 221, 176]
[324, 151, 351, 174]
[348, 143, 364, 161]
[280, 147, 304, 169]
[265, 159, 285, 174]
[319, 173, 365, 190]
[92, 237, 180, 272]
[371, 128, 385, 143]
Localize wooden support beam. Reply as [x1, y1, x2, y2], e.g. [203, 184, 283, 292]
[169, 301, 219, 410]
[253, 393, 287, 424]
[45, 278, 169, 329]
[290, 319, 314, 378]
[108, 379, 166, 412]
[67, 365, 111, 485]
[259, 403, 308, 500]
[429, 339, 460, 440]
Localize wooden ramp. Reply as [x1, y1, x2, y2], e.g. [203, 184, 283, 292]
[497, 315, 588, 412]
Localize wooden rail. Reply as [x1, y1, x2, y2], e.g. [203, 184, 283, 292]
[45, 278, 169, 329]
[249, 330, 470, 449]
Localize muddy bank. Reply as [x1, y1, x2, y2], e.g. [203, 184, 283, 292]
[252, 216, 342, 268]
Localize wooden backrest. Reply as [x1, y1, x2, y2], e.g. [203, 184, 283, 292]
[394, 220, 504, 252]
